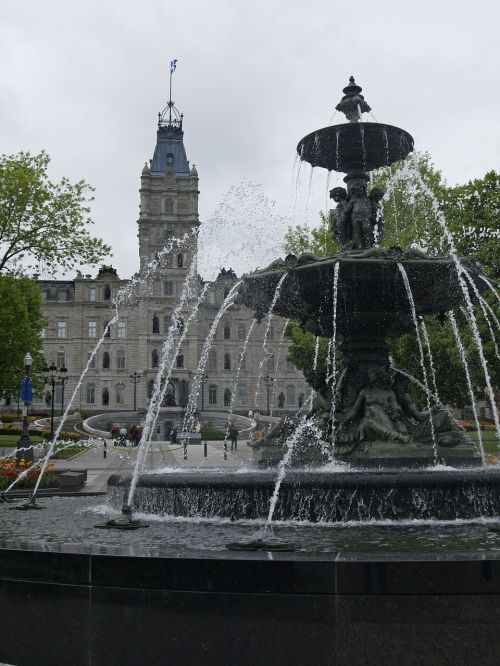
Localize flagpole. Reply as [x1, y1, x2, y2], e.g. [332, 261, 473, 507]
[169, 68, 173, 124]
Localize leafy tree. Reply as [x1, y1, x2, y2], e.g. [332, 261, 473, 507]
[283, 155, 500, 409]
[0, 275, 45, 399]
[0, 151, 111, 275]
[283, 212, 339, 257]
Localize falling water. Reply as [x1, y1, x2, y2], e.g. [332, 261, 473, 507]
[335, 129, 340, 171]
[479, 274, 500, 308]
[383, 128, 390, 166]
[254, 273, 288, 408]
[388, 161, 500, 440]
[329, 262, 340, 458]
[462, 269, 500, 359]
[419, 318, 440, 401]
[269, 319, 290, 418]
[181, 282, 242, 441]
[359, 124, 366, 170]
[398, 263, 438, 462]
[448, 312, 486, 461]
[309, 336, 321, 409]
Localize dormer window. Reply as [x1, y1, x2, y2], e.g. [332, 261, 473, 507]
[165, 198, 174, 214]
[166, 153, 174, 168]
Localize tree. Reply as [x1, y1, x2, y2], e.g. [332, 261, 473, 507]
[0, 151, 111, 276]
[0, 275, 45, 399]
[283, 155, 499, 409]
[283, 212, 338, 257]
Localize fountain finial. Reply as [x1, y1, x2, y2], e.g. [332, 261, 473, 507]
[335, 76, 371, 123]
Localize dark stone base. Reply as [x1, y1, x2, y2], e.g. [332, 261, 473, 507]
[109, 467, 500, 522]
[0, 543, 500, 665]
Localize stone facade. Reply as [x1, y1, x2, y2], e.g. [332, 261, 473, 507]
[34, 107, 308, 418]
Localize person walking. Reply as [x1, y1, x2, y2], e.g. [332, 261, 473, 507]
[228, 422, 238, 452]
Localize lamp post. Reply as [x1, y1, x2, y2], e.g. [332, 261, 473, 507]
[59, 366, 68, 415]
[129, 372, 141, 412]
[17, 352, 34, 462]
[43, 363, 68, 440]
[200, 373, 207, 412]
[263, 374, 274, 416]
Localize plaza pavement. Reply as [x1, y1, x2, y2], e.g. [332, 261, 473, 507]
[52, 438, 255, 493]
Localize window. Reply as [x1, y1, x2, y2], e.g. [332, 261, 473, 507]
[102, 388, 109, 406]
[88, 321, 97, 338]
[104, 284, 111, 301]
[208, 349, 217, 371]
[89, 287, 96, 302]
[208, 384, 217, 405]
[223, 324, 231, 340]
[152, 313, 160, 334]
[103, 351, 110, 369]
[57, 290, 67, 302]
[152, 349, 159, 368]
[148, 380, 155, 399]
[164, 315, 172, 333]
[164, 280, 173, 296]
[176, 353, 184, 368]
[87, 351, 95, 369]
[237, 323, 246, 340]
[117, 321, 126, 338]
[224, 388, 231, 407]
[165, 253, 173, 268]
[57, 321, 66, 338]
[286, 384, 295, 406]
[266, 354, 274, 373]
[224, 352, 231, 370]
[238, 383, 247, 405]
[116, 383, 125, 405]
[117, 350, 126, 370]
[56, 351, 65, 369]
[86, 384, 95, 404]
[165, 197, 174, 213]
[104, 322, 111, 338]
[177, 253, 183, 268]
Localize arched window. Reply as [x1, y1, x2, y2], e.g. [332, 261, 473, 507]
[104, 284, 111, 301]
[237, 323, 246, 340]
[86, 384, 95, 404]
[286, 384, 295, 406]
[208, 384, 217, 405]
[103, 351, 110, 369]
[224, 388, 231, 407]
[152, 349, 159, 368]
[102, 388, 109, 406]
[224, 352, 231, 370]
[117, 350, 125, 370]
[224, 324, 231, 339]
[152, 313, 159, 333]
[208, 349, 217, 370]
[238, 383, 247, 405]
[116, 383, 125, 405]
[177, 253, 183, 268]
[176, 353, 184, 368]
[165, 197, 174, 213]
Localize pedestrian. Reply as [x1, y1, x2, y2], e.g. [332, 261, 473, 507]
[228, 422, 238, 451]
[170, 427, 178, 445]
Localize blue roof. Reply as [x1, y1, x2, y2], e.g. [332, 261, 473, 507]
[150, 124, 190, 177]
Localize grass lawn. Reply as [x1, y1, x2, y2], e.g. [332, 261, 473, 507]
[467, 431, 499, 453]
[0, 434, 45, 448]
[53, 444, 91, 459]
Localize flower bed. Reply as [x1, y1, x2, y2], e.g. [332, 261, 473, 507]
[0, 457, 58, 490]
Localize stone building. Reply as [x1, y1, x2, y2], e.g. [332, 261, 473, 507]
[34, 98, 308, 420]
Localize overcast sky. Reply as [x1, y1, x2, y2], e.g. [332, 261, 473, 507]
[1, 0, 498, 281]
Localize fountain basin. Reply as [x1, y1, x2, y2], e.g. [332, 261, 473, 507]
[297, 122, 414, 172]
[238, 253, 483, 338]
[109, 467, 500, 522]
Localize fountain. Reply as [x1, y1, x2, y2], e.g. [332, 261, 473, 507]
[0, 77, 499, 665]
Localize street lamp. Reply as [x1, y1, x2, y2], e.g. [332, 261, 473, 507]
[263, 374, 274, 416]
[59, 366, 68, 415]
[129, 372, 141, 412]
[43, 363, 68, 440]
[17, 352, 34, 462]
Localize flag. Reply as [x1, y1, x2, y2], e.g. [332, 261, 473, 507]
[170, 59, 178, 74]
[21, 377, 32, 403]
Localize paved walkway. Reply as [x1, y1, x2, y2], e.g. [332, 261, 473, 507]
[53, 438, 255, 493]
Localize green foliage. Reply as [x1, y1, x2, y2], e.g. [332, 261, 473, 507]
[284, 212, 339, 256]
[0, 275, 45, 397]
[0, 151, 111, 275]
[284, 321, 329, 376]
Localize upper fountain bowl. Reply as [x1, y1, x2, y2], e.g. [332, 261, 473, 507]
[297, 122, 414, 173]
